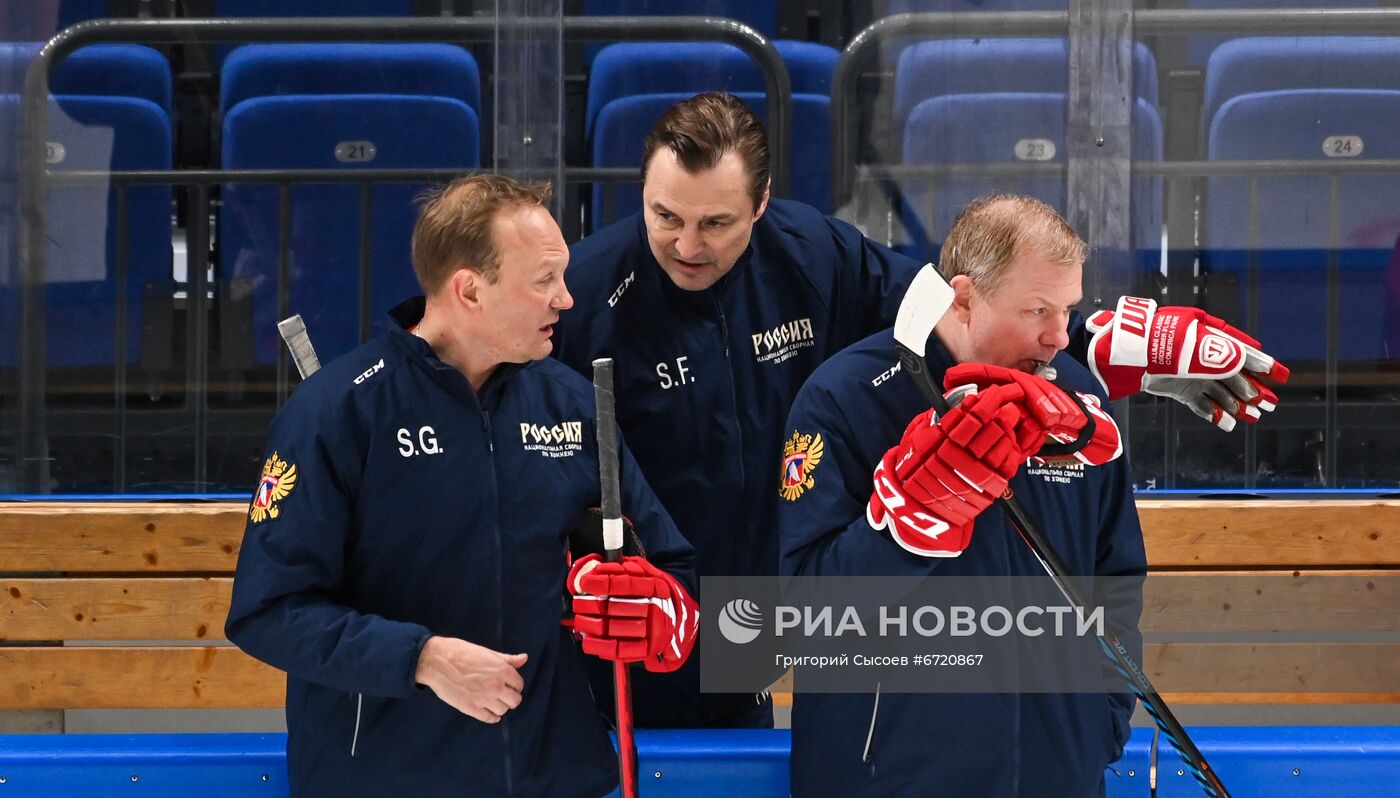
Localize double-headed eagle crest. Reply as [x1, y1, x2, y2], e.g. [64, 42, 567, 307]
[779, 431, 824, 502]
[250, 452, 297, 523]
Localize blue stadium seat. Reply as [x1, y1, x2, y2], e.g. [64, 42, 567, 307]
[0, 44, 171, 116]
[877, 1, 1075, 68]
[586, 40, 835, 142]
[207, 1, 416, 66]
[1203, 89, 1400, 363]
[578, 1, 779, 67]
[899, 92, 1163, 266]
[217, 43, 481, 365]
[586, 41, 838, 227]
[591, 92, 832, 228]
[893, 39, 1159, 157]
[0, 95, 173, 368]
[221, 43, 480, 115]
[220, 94, 480, 365]
[1203, 37, 1400, 135]
[0, 43, 172, 369]
[1185, 0, 1380, 67]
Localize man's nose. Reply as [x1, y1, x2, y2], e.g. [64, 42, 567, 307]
[674, 225, 705, 260]
[1043, 316, 1071, 352]
[553, 283, 574, 311]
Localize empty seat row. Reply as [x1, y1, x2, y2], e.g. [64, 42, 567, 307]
[1199, 37, 1400, 362]
[891, 40, 1164, 276]
[8, 33, 1400, 374]
[588, 40, 838, 227]
[882, 34, 1400, 364]
[1, 42, 483, 369]
[898, 94, 1164, 266]
[1204, 90, 1400, 362]
[0, 43, 173, 369]
[219, 44, 481, 364]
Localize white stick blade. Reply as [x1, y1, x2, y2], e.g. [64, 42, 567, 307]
[893, 265, 955, 358]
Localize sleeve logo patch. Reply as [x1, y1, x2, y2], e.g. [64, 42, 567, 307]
[250, 452, 298, 523]
[779, 431, 824, 501]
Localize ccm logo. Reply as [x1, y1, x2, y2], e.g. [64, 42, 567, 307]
[608, 271, 635, 307]
[354, 359, 385, 385]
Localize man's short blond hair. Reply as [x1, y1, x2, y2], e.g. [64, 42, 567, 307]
[411, 175, 553, 294]
[938, 194, 1088, 296]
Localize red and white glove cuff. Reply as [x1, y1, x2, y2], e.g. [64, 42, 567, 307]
[1032, 391, 1123, 466]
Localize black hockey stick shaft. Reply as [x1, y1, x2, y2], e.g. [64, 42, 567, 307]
[592, 358, 640, 798]
[895, 345, 1231, 798]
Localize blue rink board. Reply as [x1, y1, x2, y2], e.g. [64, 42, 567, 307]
[1, 727, 1398, 796]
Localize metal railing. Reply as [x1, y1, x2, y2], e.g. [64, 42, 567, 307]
[12, 15, 791, 492]
[831, 8, 1400, 492]
[857, 157, 1400, 489]
[11, 9, 1400, 493]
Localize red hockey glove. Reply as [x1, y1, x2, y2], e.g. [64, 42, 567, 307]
[1086, 296, 1291, 432]
[568, 554, 698, 673]
[867, 379, 1047, 558]
[945, 363, 1123, 467]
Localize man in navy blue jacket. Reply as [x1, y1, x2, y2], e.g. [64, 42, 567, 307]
[555, 92, 923, 728]
[556, 92, 1288, 730]
[778, 195, 1145, 796]
[226, 175, 698, 797]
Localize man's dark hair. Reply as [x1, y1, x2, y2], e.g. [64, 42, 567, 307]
[640, 92, 770, 211]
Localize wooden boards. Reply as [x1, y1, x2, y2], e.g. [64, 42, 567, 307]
[3, 499, 1398, 709]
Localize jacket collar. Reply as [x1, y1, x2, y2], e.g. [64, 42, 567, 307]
[386, 297, 522, 408]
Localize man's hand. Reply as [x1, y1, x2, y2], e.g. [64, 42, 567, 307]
[1086, 296, 1291, 432]
[945, 363, 1123, 467]
[868, 374, 1050, 558]
[568, 554, 698, 673]
[414, 636, 527, 724]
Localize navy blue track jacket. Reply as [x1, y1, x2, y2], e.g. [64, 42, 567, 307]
[226, 298, 695, 798]
[778, 330, 1147, 797]
[553, 199, 922, 724]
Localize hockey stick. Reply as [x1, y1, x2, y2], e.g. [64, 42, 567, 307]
[891, 266, 1231, 798]
[592, 357, 640, 798]
[277, 314, 321, 379]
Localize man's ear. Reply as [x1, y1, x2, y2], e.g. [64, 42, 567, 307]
[449, 267, 484, 310]
[950, 274, 975, 323]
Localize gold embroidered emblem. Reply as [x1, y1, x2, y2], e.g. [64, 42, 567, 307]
[779, 431, 824, 502]
[250, 452, 297, 523]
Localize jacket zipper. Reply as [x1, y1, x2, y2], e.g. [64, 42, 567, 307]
[712, 296, 747, 485]
[350, 692, 363, 757]
[715, 299, 731, 359]
[861, 682, 881, 764]
[483, 407, 513, 795]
